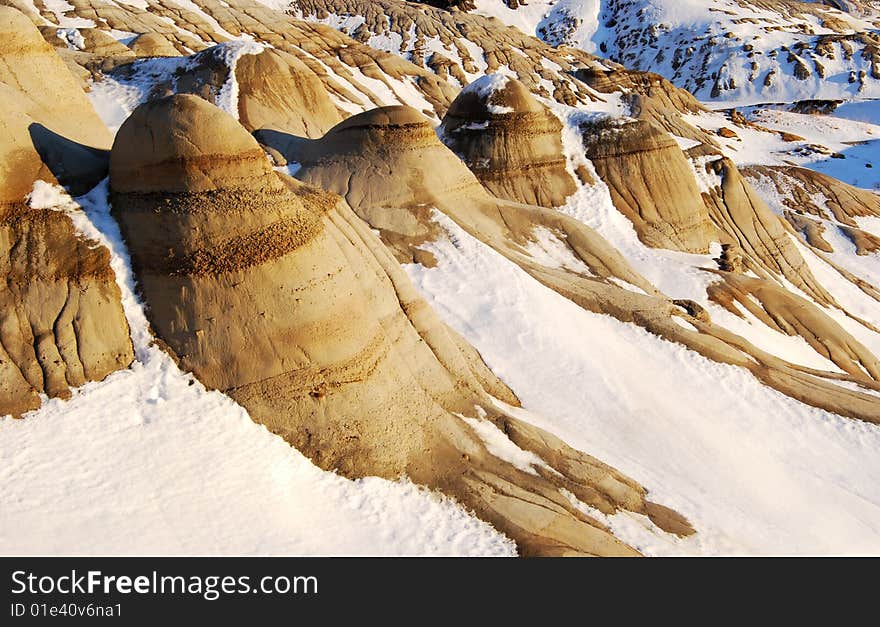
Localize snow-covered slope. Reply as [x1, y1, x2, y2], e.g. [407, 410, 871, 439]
[473, 0, 880, 104]
[406, 212, 880, 555]
[5, 0, 880, 556]
[0, 182, 516, 556]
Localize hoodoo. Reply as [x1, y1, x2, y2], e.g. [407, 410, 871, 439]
[440, 74, 577, 208]
[581, 117, 717, 254]
[109, 94, 693, 556]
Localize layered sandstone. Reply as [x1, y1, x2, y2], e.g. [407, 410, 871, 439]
[581, 117, 717, 254]
[110, 95, 691, 556]
[440, 75, 576, 208]
[290, 105, 880, 424]
[0, 201, 134, 417]
[0, 7, 111, 195]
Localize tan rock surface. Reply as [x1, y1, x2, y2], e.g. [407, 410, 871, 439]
[440, 75, 576, 208]
[291, 106, 658, 293]
[128, 32, 180, 56]
[707, 271, 880, 381]
[0, 7, 111, 197]
[110, 94, 693, 555]
[743, 165, 880, 228]
[705, 159, 837, 306]
[581, 117, 717, 253]
[0, 200, 134, 417]
[235, 47, 343, 137]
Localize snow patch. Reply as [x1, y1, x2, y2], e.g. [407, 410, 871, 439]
[461, 409, 555, 477]
[1, 182, 517, 557]
[461, 74, 514, 114]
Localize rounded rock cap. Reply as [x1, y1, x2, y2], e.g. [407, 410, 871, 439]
[446, 74, 545, 121]
[110, 94, 275, 194]
[312, 105, 440, 156]
[0, 6, 47, 55]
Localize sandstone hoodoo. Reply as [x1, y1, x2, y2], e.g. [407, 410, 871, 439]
[440, 74, 577, 208]
[0, 6, 111, 194]
[110, 94, 693, 556]
[581, 117, 717, 254]
[0, 6, 134, 417]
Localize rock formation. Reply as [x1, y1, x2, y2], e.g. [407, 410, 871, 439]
[289, 105, 659, 295]
[0, 7, 134, 418]
[0, 6, 111, 193]
[707, 271, 880, 381]
[128, 32, 180, 57]
[581, 117, 718, 254]
[121, 42, 345, 137]
[704, 159, 837, 306]
[110, 94, 693, 556]
[743, 165, 880, 229]
[439, 74, 577, 208]
[0, 200, 134, 417]
[287, 105, 880, 424]
[234, 47, 343, 137]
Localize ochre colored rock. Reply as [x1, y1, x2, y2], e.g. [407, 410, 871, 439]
[0, 201, 134, 417]
[440, 75, 576, 208]
[111, 95, 691, 556]
[582, 117, 717, 253]
[128, 32, 179, 57]
[0, 7, 110, 200]
[235, 47, 343, 137]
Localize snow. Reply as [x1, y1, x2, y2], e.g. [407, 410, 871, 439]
[522, 226, 592, 274]
[460, 74, 513, 114]
[833, 99, 880, 126]
[474, 0, 602, 52]
[473, 0, 880, 103]
[0, 182, 516, 557]
[87, 41, 265, 134]
[405, 210, 880, 556]
[460, 410, 555, 477]
[682, 106, 880, 190]
[252, 0, 293, 11]
[213, 40, 266, 119]
[56, 27, 85, 51]
[274, 162, 302, 178]
[552, 107, 861, 371]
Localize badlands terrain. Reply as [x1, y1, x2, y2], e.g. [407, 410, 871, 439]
[3, 0, 880, 556]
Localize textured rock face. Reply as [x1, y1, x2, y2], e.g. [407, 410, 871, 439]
[128, 32, 180, 57]
[132, 43, 344, 137]
[0, 6, 111, 197]
[439, 75, 576, 208]
[110, 95, 692, 556]
[109, 93, 273, 194]
[0, 6, 133, 417]
[743, 165, 880, 229]
[0, 202, 134, 417]
[704, 159, 836, 306]
[0, 7, 111, 151]
[574, 65, 705, 116]
[235, 47, 343, 137]
[293, 105, 657, 294]
[707, 271, 880, 382]
[295, 105, 489, 210]
[582, 118, 717, 254]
